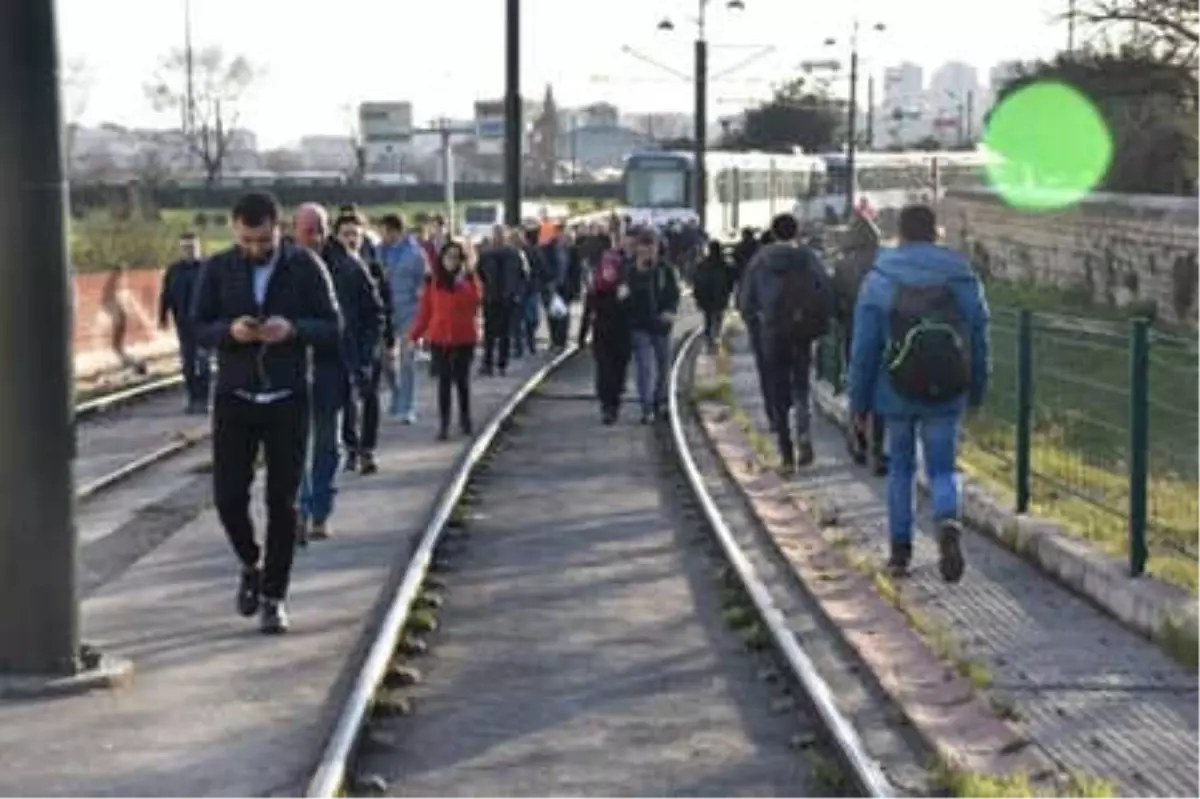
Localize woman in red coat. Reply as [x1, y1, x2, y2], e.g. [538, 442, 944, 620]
[408, 240, 483, 440]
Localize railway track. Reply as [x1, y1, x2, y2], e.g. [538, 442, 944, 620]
[73, 373, 206, 502]
[306, 328, 894, 798]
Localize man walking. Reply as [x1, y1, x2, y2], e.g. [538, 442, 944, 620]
[191, 192, 340, 633]
[627, 228, 680, 423]
[847, 204, 990, 582]
[159, 231, 210, 413]
[477, 225, 523, 375]
[740, 213, 834, 472]
[378, 213, 428, 423]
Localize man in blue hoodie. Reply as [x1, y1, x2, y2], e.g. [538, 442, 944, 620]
[847, 204, 990, 583]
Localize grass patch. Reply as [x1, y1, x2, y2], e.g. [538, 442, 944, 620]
[933, 757, 1116, 798]
[691, 379, 734, 405]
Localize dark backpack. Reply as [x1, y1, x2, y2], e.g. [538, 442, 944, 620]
[886, 283, 970, 402]
[769, 247, 833, 345]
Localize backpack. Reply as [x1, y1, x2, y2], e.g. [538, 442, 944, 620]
[885, 283, 970, 402]
[769, 247, 833, 346]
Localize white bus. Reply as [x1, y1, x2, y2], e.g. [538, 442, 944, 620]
[460, 201, 571, 242]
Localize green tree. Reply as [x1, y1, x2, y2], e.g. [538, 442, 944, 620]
[719, 77, 841, 153]
[989, 2, 1197, 195]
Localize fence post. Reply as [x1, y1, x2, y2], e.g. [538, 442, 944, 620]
[1128, 319, 1150, 577]
[1015, 310, 1033, 513]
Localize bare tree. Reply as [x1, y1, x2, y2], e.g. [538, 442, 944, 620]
[145, 46, 256, 185]
[62, 59, 94, 176]
[1073, 0, 1199, 66]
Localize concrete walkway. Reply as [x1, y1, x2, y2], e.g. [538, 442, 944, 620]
[722, 329, 1198, 798]
[0, 348, 561, 797]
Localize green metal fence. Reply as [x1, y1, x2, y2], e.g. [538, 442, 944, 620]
[815, 309, 1199, 582]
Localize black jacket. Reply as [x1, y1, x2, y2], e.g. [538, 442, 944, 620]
[191, 242, 341, 397]
[159, 258, 205, 333]
[626, 260, 681, 334]
[364, 255, 395, 347]
[693, 256, 732, 313]
[318, 239, 385, 372]
[477, 244, 525, 304]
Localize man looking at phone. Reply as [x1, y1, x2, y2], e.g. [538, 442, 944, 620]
[191, 192, 341, 634]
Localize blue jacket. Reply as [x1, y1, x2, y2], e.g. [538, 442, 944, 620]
[379, 235, 427, 338]
[847, 242, 990, 419]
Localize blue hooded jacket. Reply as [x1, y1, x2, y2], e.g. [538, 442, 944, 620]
[847, 242, 990, 419]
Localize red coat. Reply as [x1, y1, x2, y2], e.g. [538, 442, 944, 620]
[408, 273, 482, 346]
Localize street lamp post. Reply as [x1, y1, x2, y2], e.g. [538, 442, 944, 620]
[657, 0, 745, 234]
[503, 0, 521, 227]
[824, 19, 885, 220]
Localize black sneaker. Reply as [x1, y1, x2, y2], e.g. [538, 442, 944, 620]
[871, 452, 888, 477]
[640, 412, 653, 425]
[260, 599, 289, 634]
[344, 452, 359, 472]
[237, 568, 261, 617]
[436, 428, 449, 441]
[937, 520, 966, 584]
[887, 540, 913, 578]
[601, 407, 617, 425]
[479, 365, 494, 377]
[847, 432, 868, 466]
[796, 437, 815, 467]
[460, 418, 474, 437]
[359, 452, 378, 475]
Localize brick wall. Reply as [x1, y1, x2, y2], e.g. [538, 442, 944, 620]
[940, 188, 1199, 326]
[73, 267, 174, 365]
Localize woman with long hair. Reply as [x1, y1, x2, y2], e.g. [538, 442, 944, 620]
[408, 240, 482, 441]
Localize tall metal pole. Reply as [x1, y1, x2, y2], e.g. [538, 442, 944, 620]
[865, 74, 875, 151]
[0, 0, 79, 677]
[1067, 0, 1077, 55]
[844, 42, 859, 219]
[503, 0, 522, 227]
[965, 89, 975, 146]
[440, 124, 456, 233]
[693, 38, 708, 232]
[693, 0, 708, 232]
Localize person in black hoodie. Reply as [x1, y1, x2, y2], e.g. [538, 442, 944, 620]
[730, 227, 759, 296]
[190, 192, 341, 634]
[579, 248, 632, 425]
[159, 231, 211, 413]
[627, 228, 681, 423]
[693, 240, 733, 353]
[332, 212, 388, 476]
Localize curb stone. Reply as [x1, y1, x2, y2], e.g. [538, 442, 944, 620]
[810, 378, 1199, 670]
[691, 389, 1059, 788]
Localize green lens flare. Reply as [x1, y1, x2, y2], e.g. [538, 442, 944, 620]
[984, 80, 1113, 210]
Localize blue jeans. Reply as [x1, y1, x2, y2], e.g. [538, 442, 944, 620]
[631, 328, 670, 414]
[299, 402, 341, 525]
[885, 414, 961, 543]
[390, 342, 419, 418]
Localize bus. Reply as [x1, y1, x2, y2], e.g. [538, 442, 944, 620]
[460, 201, 571, 243]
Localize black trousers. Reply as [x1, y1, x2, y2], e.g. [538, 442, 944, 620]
[702, 309, 724, 346]
[482, 302, 512, 372]
[747, 324, 776, 429]
[212, 393, 308, 601]
[432, 344, 473, 430]
[342, 357, 383, 455]
[594, 338, 631, 412]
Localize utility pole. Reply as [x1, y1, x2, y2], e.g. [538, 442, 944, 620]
[965, 89, 975, 146]
[0, 0, 129, 694]
[1067, 0, 1077, 55]
[694, 29, 708, 231]
[503, 0, 522, 227]
[184, 0, 196, 174]
[865, 74, 875, 151]
[437, 120, 456, 232]
[845, 41, 859, 219]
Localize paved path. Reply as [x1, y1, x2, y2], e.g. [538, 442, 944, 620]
[0, 347, 563, 797]
[74, 390, 200, 488]
[723, 329, 1199, 798]
[356, 353, 829, 797]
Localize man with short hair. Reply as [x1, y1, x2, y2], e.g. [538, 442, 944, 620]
[740, 213, 834, 471]
[159, 231, 210, 413]
[378, 213, 428, 422]
[847, 203, 990, 582]
[191, 192, 340, 633]
[626, 229, 680, 423]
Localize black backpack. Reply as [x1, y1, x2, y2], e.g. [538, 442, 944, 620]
[886, 283, 970, 402]
[769, 247, 833, 346]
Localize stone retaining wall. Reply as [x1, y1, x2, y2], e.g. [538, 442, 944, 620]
[939, 188, 1199, 326]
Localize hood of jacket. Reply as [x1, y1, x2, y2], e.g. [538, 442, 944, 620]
[873, 242, 977, 287]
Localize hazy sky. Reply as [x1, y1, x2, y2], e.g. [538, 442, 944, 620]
[57, 0, 1073, 148]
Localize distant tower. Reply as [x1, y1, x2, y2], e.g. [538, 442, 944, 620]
[533, 84, 560, 183]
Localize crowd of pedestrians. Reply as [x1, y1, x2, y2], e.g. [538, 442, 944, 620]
[157, 189, 988, 636]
